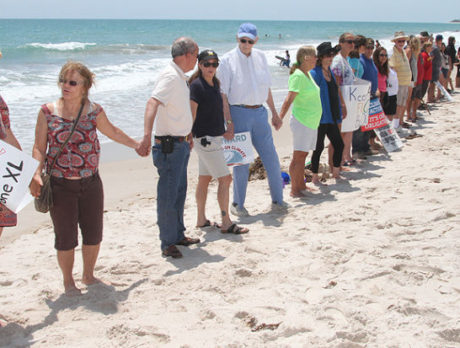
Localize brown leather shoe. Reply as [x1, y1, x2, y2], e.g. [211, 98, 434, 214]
[176, 236, 200, 246]
[162, 245, 183, 258]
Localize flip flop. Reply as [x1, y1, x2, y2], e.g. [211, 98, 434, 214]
[221, 223, 249, 234]
[196, 219, 212, 228]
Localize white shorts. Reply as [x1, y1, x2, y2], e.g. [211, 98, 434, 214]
[194, 136, 230, 178]
[289, 115, 318, 152]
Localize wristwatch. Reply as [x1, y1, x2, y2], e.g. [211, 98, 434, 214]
[226, 119, 233, 125]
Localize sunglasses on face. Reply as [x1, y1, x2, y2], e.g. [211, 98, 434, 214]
[239, 38, 255, 45]
[344, 39, 354, 44]
[202, 61, 219, 68]
[366, 46, 375, 49]
[379, 53, 388, 57]
[397, 40, 406, 43]
[59, 79, 81, 87]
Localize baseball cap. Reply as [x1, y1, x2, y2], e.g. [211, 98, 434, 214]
[198, 50, 219, 62]
[237, 23, 258, 40]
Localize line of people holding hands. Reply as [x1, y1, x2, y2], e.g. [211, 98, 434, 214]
[0, 24, 456, 299]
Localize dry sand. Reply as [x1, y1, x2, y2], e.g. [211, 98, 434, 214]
[1, 94, 460, 347]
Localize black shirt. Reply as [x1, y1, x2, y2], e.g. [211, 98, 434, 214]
[190, 76, 225, 138]
[326, 78, 340, 123]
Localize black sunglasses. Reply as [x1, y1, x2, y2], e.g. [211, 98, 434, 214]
[239, 38, 255, 45]
[344, 39, 354, 44]
[59, 79, 81, 87]
[202, 61, 219, 68]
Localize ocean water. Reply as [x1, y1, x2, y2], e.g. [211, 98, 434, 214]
[1, 19, 459, 153]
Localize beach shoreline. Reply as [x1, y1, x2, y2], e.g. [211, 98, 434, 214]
[1, 91, 459, 346]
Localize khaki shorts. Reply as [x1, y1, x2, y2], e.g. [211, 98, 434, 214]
[396, 85, 410, 106]
[194, 136, 230, 178]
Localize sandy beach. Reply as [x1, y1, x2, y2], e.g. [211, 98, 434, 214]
[1, 92, 460, 346]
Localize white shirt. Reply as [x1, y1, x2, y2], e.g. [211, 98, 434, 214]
[151, 61, 193, 136]
[331, 54, 355, 86]
[387, 68, 399, 96]
[217, 47, 272, 105]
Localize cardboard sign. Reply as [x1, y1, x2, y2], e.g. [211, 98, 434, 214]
[0, 140, 38, 213]
[222, 132, 254, 166]
[361, 98, 389, 131]
[340, 78, 371, 132]
[374, 123, 403, 152]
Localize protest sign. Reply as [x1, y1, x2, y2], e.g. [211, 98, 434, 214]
[361, 98, 389, 131]
[374, 123, 403, 152]
[0, 140, 38, 213]
[222, 132, 254, 166]
[340, 78, 371, 132]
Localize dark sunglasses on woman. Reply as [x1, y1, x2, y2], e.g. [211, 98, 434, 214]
[202, 62, 219, 68]
[59, 79, 81, 87]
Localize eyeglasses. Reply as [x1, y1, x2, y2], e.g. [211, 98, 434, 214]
[59, 79, 81, 87]
[202, 61, 219, 68]
[379, 53, 388, 57]
[366, 46, 375, 50]
[239, 38, 255, 45]
[397, 40, 406, 43]
[344, 40, 354, 44]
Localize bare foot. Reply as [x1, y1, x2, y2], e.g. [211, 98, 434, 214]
[82, 276, 103, 286]
[332, 175, 347, 183]
[290, 191, 308, 198]
[0, 317, 7, 327]
[312, 179, 327, 187]
[65, 285, 82, 297]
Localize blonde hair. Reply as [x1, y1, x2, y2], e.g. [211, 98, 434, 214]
[289, 46, 316, 74]
[422, 41, 433, 50]
[409, 36, 421, 56]
[58, 61, 95, 101]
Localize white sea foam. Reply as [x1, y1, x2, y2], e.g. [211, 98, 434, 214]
[26, 42, 97, 51]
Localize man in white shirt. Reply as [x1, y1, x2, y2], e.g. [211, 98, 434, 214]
[217, 23, 286, 217]
[137, 37, 200, 259]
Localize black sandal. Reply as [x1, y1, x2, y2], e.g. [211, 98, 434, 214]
[221, 223, 249, 234]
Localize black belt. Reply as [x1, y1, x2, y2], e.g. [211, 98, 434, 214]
[154, 136, 185, 144]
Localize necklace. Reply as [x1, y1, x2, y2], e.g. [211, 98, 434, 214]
[322, 67, 331, 79]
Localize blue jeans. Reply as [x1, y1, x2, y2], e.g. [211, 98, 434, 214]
[230, 105, 284, 208]
[152, 141, 190, 250]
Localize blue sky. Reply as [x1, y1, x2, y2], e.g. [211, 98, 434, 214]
[1, 0, 459, 23]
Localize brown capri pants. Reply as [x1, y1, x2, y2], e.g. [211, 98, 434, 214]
[50, 172, 104, 251]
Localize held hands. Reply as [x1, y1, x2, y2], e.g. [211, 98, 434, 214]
[223, 123, 234, 140]
[29, 174, 43, 198]
[136, 136, 151, 157]
[271, 110, 283, 131]
[186, 133, 194, 150]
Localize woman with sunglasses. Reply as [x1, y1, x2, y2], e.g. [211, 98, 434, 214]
[310, 42, 345, 184]
[29, 61, 140, 296]
[189, 50, 248, 234]
[373, 46, 397, 123]
[278, 46, 322, 196]
[332, 33, 353, 166]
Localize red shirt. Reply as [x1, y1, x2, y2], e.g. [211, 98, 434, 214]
[42, 102, 102, 178]
[419, 51, 433, 83]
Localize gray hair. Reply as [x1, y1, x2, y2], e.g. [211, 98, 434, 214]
[171, 37, 197, 58]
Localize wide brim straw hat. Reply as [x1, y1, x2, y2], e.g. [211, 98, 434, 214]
[392, 31, 409, 42]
